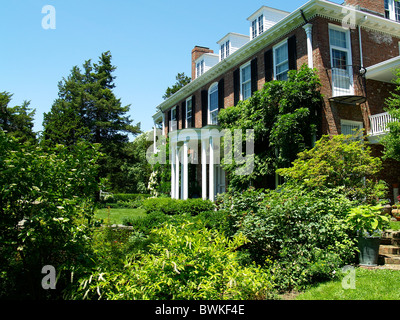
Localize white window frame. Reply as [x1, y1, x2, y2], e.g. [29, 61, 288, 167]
[208, 83, 219, 125]
[385, 0, 400, 21]
[240, 62, 251, 101]
[220, 40, 230, 60]
[196, 60, 205, 78]
[251, 19, 257, 39]
[328, 24, 353, 97]
[258, 14, 264, 35]
[340, 119, 363, 136]
[186, 97, 193, 128]
[170, 106, 177, 132]
[273, 39, 289, 81]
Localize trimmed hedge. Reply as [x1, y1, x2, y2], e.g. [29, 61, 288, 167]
[107, 193, 152, 203]
[142, 198, 215, 216]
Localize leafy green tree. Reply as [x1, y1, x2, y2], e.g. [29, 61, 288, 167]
[42, 51, 141, 190]
[277, 132, 387, 203]
[0, 131, 100, 299]
[381, 69, 400, 161]
[161, 72, 191, 101]
[218, 65, 322, 190]
[0, 91, 36, 143]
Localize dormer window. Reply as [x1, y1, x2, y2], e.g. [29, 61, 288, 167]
[221, 40, 230, 60]
[251, 14, 265, 39]
[196, 60, 205, 78]
[385, 0, 400, 22]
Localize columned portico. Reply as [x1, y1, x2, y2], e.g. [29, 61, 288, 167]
[170, 128, 224, 201]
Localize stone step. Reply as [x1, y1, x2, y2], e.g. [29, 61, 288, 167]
[379, 254, 400, 265]
[379, 245, 400, 255]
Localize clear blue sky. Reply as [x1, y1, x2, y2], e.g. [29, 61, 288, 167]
[0, 0, 342, 138]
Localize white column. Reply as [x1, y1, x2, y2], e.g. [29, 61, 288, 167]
[201, 138, 207, 200]
[183, 141, 188, 200]
[171, 144, 176, 199]
[175, 146, 180, 199]
[303, 23, 313, 68]
[209, 137, 214, 202]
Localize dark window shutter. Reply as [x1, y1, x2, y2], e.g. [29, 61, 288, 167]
[218, 78, 225, 111]
[181, 101, 186, 129]
[233, 69, 240, 106]
[201, 90, 208, 127]
[191, 95, 196, 128]
[251, 58, 258, 94]
[264, 49, 273, 82]
[288, 35, 297, 71]
[167, 109, 171, 131]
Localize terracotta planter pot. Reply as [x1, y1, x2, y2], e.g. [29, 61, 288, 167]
[392, 208, 400, 221]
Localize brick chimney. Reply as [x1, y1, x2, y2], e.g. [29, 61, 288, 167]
[191, 46, 214, 80]
[344, 0, 385, 16]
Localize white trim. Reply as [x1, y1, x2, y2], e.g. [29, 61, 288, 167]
[328, 23, 354, 96]
[240, 61, 251, 101]
[340, 119, 363, 135]
[273, 38, 289, 80]
[186, 96, 193, 128]
[208, 82, 219, 125]
[153, 0, 400, 115]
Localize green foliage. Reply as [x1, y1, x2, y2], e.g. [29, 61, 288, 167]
[68, 222, 274, 300]
[382, 69, 400, 161]
[0, 91, 36, 144]
[218, 65, 322, 190]
[162, 72, 191, 101]
[142, 197, 215, 216]
[0, 131, 100, 299]
[216, 186, 357, 291]
[277, 132, 387, 203]
[346, 205, 390, 237]
[41, 51, 141, 191]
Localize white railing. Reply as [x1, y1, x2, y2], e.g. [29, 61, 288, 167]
[369, 112, 393, 136]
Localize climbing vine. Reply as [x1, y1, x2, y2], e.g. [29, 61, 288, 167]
[218, 64, 323, 190]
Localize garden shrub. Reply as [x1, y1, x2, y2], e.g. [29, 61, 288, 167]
[0, 132, 100, 299]
[217, 186, 357, 291]
[142, 198, 215, 216]
[68, 222, 275, 300]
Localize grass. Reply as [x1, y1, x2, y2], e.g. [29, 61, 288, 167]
[95, 207, 146, 225]
[296, 267, 400, 300]
[389, 220, 400, 231]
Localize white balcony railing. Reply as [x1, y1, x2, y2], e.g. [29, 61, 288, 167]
[369, 112, 393, 136]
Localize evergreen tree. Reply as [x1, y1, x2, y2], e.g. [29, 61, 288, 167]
[162, 72, 191, 101]
[0, 91, 36, 144]
[42, 51, 141, 190]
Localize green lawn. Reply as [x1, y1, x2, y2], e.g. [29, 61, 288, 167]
[95, 207, 146, 225]
[296, 267, 400, 300]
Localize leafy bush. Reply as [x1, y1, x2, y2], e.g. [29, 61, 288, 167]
[68, 222, 275, 300]
[0, 132, 100, 299]
[277, 132, 388, 203]
[142, 198, 215, 216]
[217, 186, 357, 291]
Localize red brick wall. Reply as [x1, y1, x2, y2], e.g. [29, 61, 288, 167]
[344, 0, 385, 16]
[191, 46, 214, 80]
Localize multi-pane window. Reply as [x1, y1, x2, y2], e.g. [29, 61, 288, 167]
[252, 19, 257, 39]
[240, 63, 251, 100]
[251, 15, 264, 40]
[209, 84, 219, 125]
[274, 41, 289, 81]
[220, 40, 230, 60]
[385, 0, 391, 18]
[196, 60, 205, 78]
[329, 26, 353, 96]
[384, 0, 400, 21]
[170, 107, 177, 131]
[258, 15, 264, 35]
[186, 98, 193, 128]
